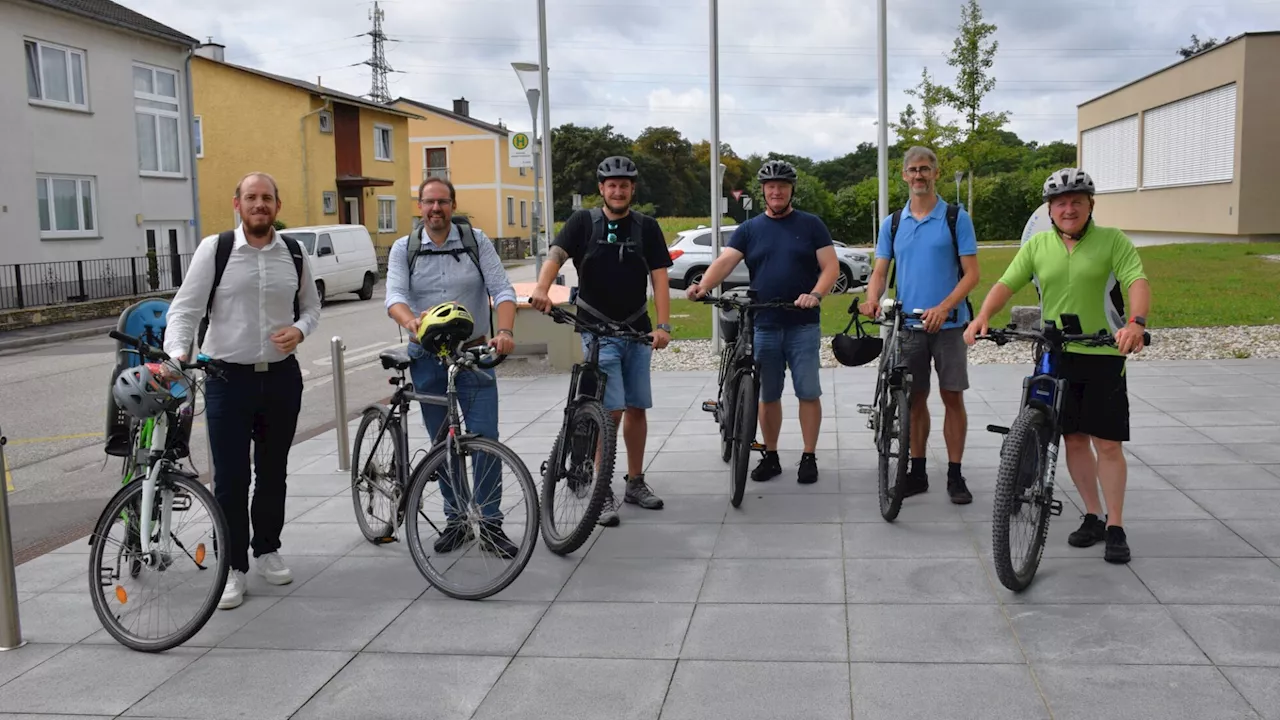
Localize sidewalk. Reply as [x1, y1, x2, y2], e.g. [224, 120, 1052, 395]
[0, 317, 118, 352]
[3, 359, 1280, 718]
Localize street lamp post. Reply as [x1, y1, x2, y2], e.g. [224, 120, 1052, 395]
[954, 170, 964, 208]
[512, 62, 543, 278]
[709, 0, 722, 351]
[876, 0, 889, 222]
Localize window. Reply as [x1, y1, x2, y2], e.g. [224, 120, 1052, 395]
[322, 191, 337, 215]
[424, 147, 448, 180]
[507, 196, 515, 225]
[282, 231, 316, 254]
[519, 167, 527, 177]
[374, 124, 392, 161]
[378, 196, 397, 233]
[193, 115, 204, 158]
[316, 233, 334, 256]
[520, 200, 527, 228]
[134, 64, 182, 176]
[36, 174, 97, 238]
[1142, 83, 1237, 189]
[25, 39, 87, 109]
[1080, 115, 1138, 193]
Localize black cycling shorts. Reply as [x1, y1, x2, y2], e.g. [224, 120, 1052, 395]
[1057, 352, 1129, 442]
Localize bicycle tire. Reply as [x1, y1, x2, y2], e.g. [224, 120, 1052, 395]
[719, 369, 738, 463]
[992, 407, 1052, 592]
[877, 385, 910, 521]
[404, 435, 539, 600]
[350, 405, 403, 543]
[539, 400, 616, 555]
[88, 473, 229, 652]
[729, 373, 758, 508]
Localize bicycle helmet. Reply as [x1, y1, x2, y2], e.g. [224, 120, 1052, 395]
[112, 362, 178, 420]
[416, 301, 475, 352]
[1042, 168, 1095, 201]
[831, 328, 883, 367]
[757, 159, 798, 184]
[597, 155, 639, 182]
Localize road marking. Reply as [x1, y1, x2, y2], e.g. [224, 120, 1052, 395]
[6, 432, 105, 445]
[303, 358, 381, 394]
[313, 342, 394, 366]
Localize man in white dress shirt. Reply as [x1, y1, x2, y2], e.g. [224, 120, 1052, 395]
[164, 172, 322, 610]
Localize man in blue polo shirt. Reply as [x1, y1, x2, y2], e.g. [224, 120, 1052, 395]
[859, 146, 980, 504]
[687, 159, 841, 485]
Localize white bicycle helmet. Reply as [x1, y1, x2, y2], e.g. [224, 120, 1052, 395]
[112, 363, 177, 420]
[1042, 168, 1095, 201]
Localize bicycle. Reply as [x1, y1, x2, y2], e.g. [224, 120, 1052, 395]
[697, 292, 801, 508]
[538, 305, 653, 555]
[349, 341, 538, 600]
[88, 330, 230, 652]
[976, 314, 1150, 591]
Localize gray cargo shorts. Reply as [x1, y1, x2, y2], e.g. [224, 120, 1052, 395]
[901, 327, 970, 394]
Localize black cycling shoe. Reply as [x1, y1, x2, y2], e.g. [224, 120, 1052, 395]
[751, 452, 782, 482]
[1068, 514, 1106, 548]
[433, 521, 472, 554]
[901, 470, 928, 498]
[1104, 525, 1131, 564]
[797, 453, 819, 484]
[479, 521, 518, 559]
[947, 476, 972, 505]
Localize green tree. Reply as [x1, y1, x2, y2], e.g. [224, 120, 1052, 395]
[812, 142, 878, 193]
[746, 168, 835, 227]
[632, 126, 701, 216]
[1178, 33, 1219, 58]
[895, 67, 960, 159]
[549, 123, 633, 220]
[938, 0, 1008, 212]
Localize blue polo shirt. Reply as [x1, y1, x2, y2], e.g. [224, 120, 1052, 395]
[875, 198, 978, 330]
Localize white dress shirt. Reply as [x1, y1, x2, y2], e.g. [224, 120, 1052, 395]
[164, 225, 322, 364]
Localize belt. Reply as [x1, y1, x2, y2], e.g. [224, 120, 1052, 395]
[216, 356, 297, 373]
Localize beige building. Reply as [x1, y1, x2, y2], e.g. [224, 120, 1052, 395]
[1077, 31, 1280, 243]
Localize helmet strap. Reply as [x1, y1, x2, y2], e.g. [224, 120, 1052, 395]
[1051, 214, 1093, 241]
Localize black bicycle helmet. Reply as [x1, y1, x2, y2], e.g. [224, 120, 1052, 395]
[597, 155, 639, 182]
[831, 308, 883, 367]
[757, 159, 798, 184]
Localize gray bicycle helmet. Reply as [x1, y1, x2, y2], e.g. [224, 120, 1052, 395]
[1042, 168, 1095, 201]
[757, 159, 798, 184]
[112, 363, 176, 420]
[597, 155, 639, 182]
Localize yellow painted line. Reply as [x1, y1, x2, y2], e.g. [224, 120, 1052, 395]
[6, 432, 104, 445]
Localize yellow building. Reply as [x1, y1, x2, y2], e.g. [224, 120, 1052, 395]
[191, 42, 418, 249]
[393, 97, 536, 242]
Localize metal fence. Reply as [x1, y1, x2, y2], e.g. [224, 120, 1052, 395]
[0, 253, 194, 311]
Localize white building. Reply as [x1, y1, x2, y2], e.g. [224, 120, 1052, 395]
[1, 0, 199, 308]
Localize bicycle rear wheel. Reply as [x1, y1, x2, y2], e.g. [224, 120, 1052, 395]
[88, 471, 229, 652]
[729, 373, 758, 508]
[877, 385, 910, 521]
[540, 400, 615, 555]
[350, 405, 404, 543]
[992, 407, 1052, 592]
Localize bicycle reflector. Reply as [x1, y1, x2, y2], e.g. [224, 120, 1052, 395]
[831, 304, 882, 367]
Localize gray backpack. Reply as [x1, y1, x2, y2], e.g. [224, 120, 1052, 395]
[405, 216, 493, 333]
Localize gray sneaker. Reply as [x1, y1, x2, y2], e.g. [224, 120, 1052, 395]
[597, 486, 620, 527]
[624, 475, 664, 510]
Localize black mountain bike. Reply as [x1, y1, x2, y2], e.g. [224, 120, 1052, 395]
[538, 305, 653, 555]
[349, 342, 538, 600]
[978, 314, 1150, 591]
[698, 292, 798, 508]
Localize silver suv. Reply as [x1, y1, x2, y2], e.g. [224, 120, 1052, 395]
[666, 225, 872, 294]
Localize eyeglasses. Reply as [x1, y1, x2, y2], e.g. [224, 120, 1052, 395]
[419, 198, 451, 207]
[905, 166, 935, 176]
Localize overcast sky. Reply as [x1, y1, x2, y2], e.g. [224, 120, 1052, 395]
[118, 0, 1280, 161]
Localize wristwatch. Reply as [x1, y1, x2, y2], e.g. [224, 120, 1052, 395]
[497, 328, 514, 338]
[1129, 316, 1146, 327]
[656, 323, 672, 333]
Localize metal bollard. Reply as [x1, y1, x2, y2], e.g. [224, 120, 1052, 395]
[0, 427, 27, 651]
[331, 337, 350, 471]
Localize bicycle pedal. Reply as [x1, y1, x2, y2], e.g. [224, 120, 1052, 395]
[987, 424, 1010, 435]
[856, 404, 873, 415]
[374, 535, 400, 545]
[701, 400, 718, 412]
[750, 442, 766, 451]
[1047, 498, 1064, 516]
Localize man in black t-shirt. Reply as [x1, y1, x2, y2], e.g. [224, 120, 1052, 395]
[531, 155, 674, 526]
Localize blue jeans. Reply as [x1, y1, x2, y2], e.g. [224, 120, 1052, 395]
[754, 323, 823, 403]
[581, 334, 653, 412]
[407, 343, 502, 521]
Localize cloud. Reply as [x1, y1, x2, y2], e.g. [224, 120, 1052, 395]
[117, 0, 1280, 161]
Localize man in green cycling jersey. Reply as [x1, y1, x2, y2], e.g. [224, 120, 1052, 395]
[964, 168, 1151, 564]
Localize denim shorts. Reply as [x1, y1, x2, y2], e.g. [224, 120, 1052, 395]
[582, 334, 653, 412]
[754, 323, 822, 403]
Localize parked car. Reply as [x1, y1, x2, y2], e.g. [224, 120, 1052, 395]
[279, 224, 379, 304]
[666, 225, 872, 294]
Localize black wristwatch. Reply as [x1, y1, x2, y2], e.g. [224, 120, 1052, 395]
[1129, 316, 1146, 327]
[656, 323, 672, 333]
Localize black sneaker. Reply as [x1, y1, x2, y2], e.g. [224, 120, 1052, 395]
[1068, 513, 1106, 548]
[751, 452, 782, 482]
[947, 475, 972, 505]
[432, 521, 472, 553]
[797, 453, 819, 484]
[901, 469, 928, 498]
[1104, 525, 1131, 564]
[479, 521, 518, 559]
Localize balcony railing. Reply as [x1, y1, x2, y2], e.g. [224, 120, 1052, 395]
[0, 252, 194, 311]
[421, 167, 451, 182]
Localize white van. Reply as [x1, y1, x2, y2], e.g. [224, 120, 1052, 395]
[279, 224, 379, 304]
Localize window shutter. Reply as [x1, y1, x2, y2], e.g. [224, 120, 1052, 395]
[1142, 83, 1237, 188]
[1081, 115, 1138, 192]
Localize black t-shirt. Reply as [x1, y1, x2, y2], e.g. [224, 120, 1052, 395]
[553, 209, 673, 332]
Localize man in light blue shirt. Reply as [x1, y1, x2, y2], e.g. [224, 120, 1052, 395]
[859, 146, 980, 504]
[385, 176, 518, 556]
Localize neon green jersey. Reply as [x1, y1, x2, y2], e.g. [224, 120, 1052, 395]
[997, 223, 1147, 356]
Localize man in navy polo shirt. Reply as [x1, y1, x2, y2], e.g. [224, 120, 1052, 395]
[687, 159, 841, 485]
[859, 146, 980, 504]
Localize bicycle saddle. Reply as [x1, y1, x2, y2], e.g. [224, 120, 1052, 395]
[380, 347, 412, 371]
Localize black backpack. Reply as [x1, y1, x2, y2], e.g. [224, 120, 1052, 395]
[573, 207, 653, 326]
[887, 203, 974, 320]
[405, 215, 493, 333]
[197, 230, 304, 348]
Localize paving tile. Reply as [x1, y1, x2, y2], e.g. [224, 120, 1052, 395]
[290, 495, 358, 523]
[1128, 443, 1252, 466]
[421, 551, 582, 603]
[712, 523, 843, 558]
[217, 596, 409, 651]
[471, 657, 672, 720]
[1008, 604, 1207, 664]
[842, 522, 977, 558]
[559, 558, 707, 603]
[842, 493, 962, 522]
[661, 660, 851, 720]
[1077, 489, 1215, 520]
[614, 494, 728, 524]
[1033, 664, 1260, 720]
[1130, 558, 1280, 604]
[1184, 490, 1280, 520]
[997, 559, 1157, 605]
[1233, 443, 1280, 464]
[80, 594, 282, 649]
[276, 522, 366, 556]
[1168, 605, 1280, 667]
[699, 559, 845, 603]
[635, 472, 730, 496]
[1125, 426, 1214, 445]
[242, 555, 340, 597]
[0, 645, 203, 716]
[586, 523, 720, 559]
[1220, 667, 1280, 720]
[1224, 520, 1280, 557]
[847, 603, 1021, 663]
[291, 555, 430, 600]
[1153, 464, 1280, 490]
[285, 472, 351, 497]
[292, 653, 507, 720]
[1196, 425, 1280, 445]
[681, 603, 848, 661]
[845, 558, 996, 604]
[519, 601, 692, 659]
[15, 592, 105, 645]
[850, 663, 1049, 720]
[1173, 410, 1279, 427]
[13, 554, 84, 594]
[723, 495, 843, 524]
[124, 648, 352, 719]
[366, 598, 546, 655]
[0, 643, 66, 687]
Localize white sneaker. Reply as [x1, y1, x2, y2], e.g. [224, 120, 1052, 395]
[219, 570, 246, 610]
[255, 552, 293, 585]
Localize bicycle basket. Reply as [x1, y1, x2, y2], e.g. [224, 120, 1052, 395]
[831, 305, 882, 367]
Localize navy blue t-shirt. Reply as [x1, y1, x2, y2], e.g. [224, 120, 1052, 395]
[727, 209, 833, 328]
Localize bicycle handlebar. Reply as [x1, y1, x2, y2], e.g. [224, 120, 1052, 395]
[546, 306, 654, 343]
[695, 295, 803, 312]
[109, 330, 222, 376]
[978, 326, 1151, 349]
[458, 344, 506, 370]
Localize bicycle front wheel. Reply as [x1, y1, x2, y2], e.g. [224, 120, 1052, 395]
[729, 372, 758, 508]
[88, 471, 229, 652]
[404, 435, 539, 600]
[540, 400, 615, 555]
[992, 407, 1052, 592]
[877, 385, 910, 521]
[350, 405, 404, 543]
[718, 341, 736, 462]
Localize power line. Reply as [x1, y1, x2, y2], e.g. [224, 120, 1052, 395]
[361, 1, 395, 103]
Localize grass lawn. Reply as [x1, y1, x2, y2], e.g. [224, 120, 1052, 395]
[554, 216, 738, 244]
[654, 241, 1280, 338]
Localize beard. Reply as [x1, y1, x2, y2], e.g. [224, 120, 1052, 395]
[243, 211, 274, 235]
[425, 211, 449, 230]
[604, 197, 630, 214]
